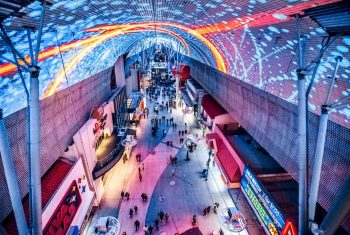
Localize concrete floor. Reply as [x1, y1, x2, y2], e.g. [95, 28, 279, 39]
[83, 88, 262, 235]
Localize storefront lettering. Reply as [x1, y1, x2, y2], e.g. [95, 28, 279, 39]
[93, 114, 107, 135]
[242, 167, 286, 233]
[243, 181, 278, 235]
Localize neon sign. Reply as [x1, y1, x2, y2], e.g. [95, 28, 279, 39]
[281, 220, 298, 235]
[241, 167, 286, 234]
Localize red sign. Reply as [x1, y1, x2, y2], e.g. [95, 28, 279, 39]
[281, 220, 298, 235]
[43, 181, 82, 235]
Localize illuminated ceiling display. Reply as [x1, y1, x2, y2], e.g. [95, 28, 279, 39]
[0, 0, 349, 128]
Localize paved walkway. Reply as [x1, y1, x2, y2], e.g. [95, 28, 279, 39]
[83, 87, 255, 235]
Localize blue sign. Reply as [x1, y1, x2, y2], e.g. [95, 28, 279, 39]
[241, 166, 286, 234]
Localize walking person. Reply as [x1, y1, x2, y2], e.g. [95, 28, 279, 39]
[143, 225, 148, 235]
[165, 213, 169, 223]
[125, 192, 130, 201]
[134, 220, 140, 231]
[154, 217, 160, 230]
[207, 206, 211, 213]
[134, 205, 138, 215]
[192, 215, 197, 226]
[121, 191, 125, 200]
[139, 166, 141, 174]
[213, 204, 218, 214]
[148, 225, 154, 235]
[159, 211, 165, 223]
[129, 208, 134, 218]
[139, 173, 142, 182]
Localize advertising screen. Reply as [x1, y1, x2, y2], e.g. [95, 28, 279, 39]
[241, 166, 286, 234]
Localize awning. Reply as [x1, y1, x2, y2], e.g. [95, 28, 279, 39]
[207, 133, 241, 183]
[201, 94, 226, 119]
[3, 159, 74, 235]
[180, 89, 193, 107]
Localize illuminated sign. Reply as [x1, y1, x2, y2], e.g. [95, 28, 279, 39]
[241, 167, 286, 234]
[281, 220, 298, 235]
[43, 181, 82, 235]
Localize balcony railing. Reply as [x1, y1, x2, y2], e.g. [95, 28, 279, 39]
[92, 145, 125, 179]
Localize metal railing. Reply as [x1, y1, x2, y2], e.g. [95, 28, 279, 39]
[93, 145, 125, 179]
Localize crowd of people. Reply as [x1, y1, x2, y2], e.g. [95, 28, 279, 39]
[118, 82, 226, 235]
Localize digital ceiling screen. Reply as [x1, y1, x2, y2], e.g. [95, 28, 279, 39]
[0, 0, 349, 128]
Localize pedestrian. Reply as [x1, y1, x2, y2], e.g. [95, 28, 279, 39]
[129, 208, 134, 218]
[143, 225, 148, 235]
[174, 157, 177, 164]
[139, 174, 142, 182]
[159, 211, 164, 222]
[139, 166, 141, 173]
[219, 228, 224, 235]
[134, 205, 138, 214]
[213, 159, 215, 166]
[213, 205, 218, 214]
[203, 208, 207, 216]
[178, 130, 181, 136]
[126, 192, 130, 201]
[121, 190, 125, 200]
[154, 218, 159, 230]
[134, 220, 140, 231]
[192, 215, 197, 226]
[165, 213, 169, 223]
[215, 202, 220, 208]
[122, 232, 126, 235]
[142, 163, 145, 170]
[207, 206, 211, 213]
[148, 225, 154, 235]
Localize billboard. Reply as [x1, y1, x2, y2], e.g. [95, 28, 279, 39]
[241, 166, 287, 235]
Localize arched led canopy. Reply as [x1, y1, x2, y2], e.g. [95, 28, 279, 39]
[0, 0, 349, 128]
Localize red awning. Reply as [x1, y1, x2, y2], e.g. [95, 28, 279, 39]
[201, 94, 226, 120]
[216, 138, 241, 182]
[206, 132, 220, 140]
[208, 133, 240, 183]
[3, 159, 73, 235]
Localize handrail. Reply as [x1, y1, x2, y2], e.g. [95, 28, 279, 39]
[94, 144, 124, 172]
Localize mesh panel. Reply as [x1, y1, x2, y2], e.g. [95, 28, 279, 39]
[188, 57, 350, 230]
[0, 67, 112, 221]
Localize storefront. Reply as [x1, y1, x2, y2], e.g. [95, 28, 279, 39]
[109, 87, 129, 133]
[73, 101, 115, 202]
[201, 94, 227, 130]
[127, 92, 144, 125]
[180, 87, 194, 113]
[206, 132, 241, 189]
[2, 158, 95, 235]
[241, 166, 297, 235]
[185, 78, 205, 117]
